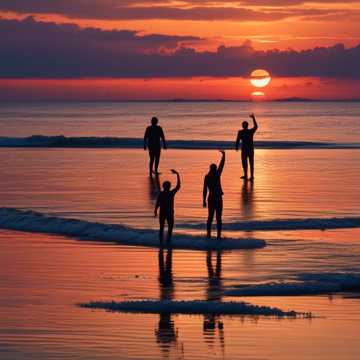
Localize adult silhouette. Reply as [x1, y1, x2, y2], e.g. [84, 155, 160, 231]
[144, 117, 167, 175]
[155, 170, 181, 244]
[235, 113, 258, 181]
[203, 151, 225, 240]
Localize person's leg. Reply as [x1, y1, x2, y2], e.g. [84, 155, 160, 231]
[207, 201, 215, 238]
[154, 148, 161, 174]
[149, 148, 155, 175]
[249, 148, 255, 180]
[241, 150, 248, 179]
[167, 213, 174, 243]
[216, 199, 223, 240]
[159, 214, 165, 245]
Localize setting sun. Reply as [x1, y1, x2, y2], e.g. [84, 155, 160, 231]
[250, 69, 271, 88]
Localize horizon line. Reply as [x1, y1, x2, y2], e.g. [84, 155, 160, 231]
[1, 98, 360, 103]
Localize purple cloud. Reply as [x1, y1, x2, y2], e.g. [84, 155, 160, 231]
[0, 17, 359, 78]
[0, 0, 355, 21]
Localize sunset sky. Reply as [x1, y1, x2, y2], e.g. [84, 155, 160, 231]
[1, 0, 360, 100]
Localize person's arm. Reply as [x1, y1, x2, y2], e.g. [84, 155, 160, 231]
[218, 150, 225, 175]
[250, 113, 258, 132]
[154, 194, 160, 217]
[235, 130, 241, 151]
[171, 169, 181, 194]
[160, 127, 167, 149]
[203, 177, 208, 208]
[144, 127, 149, 150]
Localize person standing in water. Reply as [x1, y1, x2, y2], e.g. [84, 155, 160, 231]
[203, 151, 225, 240]
[235, 113, 258, 181]
[155, 169, 181, 244]
[144, 117, 167, 175]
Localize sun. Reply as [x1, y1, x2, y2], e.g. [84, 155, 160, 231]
[250, 69, 271, 88]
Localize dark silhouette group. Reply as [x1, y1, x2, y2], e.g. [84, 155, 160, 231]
[145, 113, 259, 244]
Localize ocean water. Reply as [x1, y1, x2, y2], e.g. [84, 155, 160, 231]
[0, 101, 360, 359]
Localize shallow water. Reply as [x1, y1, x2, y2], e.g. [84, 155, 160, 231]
[0, 101, 360, 359]
[0, 148, 359, 228]
[1, 101, 360, 143]
[1, 230, 360, 360]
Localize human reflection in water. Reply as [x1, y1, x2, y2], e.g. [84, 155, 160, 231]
[241, 179, 255, 220]
[148, 174, 161, 203]
[203, 250, 225, 352]
[155, 247, 178, 352]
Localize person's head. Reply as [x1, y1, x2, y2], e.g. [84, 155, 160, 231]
[151, 117, 158, 126]
[209, 163, 217, 173]
[162, 181, 171, 191]
[242, 121, 249, 129]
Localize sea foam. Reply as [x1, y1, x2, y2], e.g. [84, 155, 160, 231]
[225, 272, 360, 297]
[0, 208, 266, 250]
[180, 216, 360, 231]
[0, 135, 358, 149]
[79, 299, 303, 317]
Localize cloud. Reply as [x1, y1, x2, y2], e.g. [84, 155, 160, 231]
[0, 17, 360, 78]
[0, 0, 356, 21]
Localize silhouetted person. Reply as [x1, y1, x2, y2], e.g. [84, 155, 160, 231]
[203, 151, 225, 240]
[203, 250, 224, 350]
[236, 113, 258, 181]
[156, 247, 178, 348]
[155, 170, 181, 244]
[144, 117, 167, 175]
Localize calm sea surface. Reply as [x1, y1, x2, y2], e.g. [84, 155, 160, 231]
[0, 102, 359, 359]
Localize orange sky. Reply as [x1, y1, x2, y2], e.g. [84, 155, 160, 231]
[1, 1, 360, 100]
[2, 77, 360, 101]
[2, 0, 360, 50]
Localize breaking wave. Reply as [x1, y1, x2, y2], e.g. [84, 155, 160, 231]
[180, 216, 360, 231]
[225, 272, 360, 297]
[0, 135, 359, 149]
[0, 208, 265, 250]
[79, 299, 305, 317]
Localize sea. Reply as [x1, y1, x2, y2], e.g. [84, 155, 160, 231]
[0, 101, 359, 359]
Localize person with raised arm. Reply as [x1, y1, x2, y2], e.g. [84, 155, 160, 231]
[155, 169, 181, 245]
[203, 151, 225, 240]
[144, 116, 167, 176]
[235, 113, 258, 181]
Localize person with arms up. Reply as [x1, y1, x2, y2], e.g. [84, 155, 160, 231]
[155, 170, 181, 245]
[203, 151, 225, 240]
[144, 116, 167, 176]
[235, 113, 258, 181]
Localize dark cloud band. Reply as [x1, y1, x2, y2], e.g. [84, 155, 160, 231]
[0, 0, 356, 21]
[0, 17, 359, 78]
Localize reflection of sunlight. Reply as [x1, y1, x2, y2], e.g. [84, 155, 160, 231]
[251, 91, 265, 97]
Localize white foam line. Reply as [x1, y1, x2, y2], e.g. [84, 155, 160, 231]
[180, 217, 360, 231]
[0, 208, 266, 250]
[0, 135, 358, 149]
[225, 272, 360, 297]
[79, 299, 303, 317]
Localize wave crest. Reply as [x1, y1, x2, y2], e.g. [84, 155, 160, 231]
[180, 217, 360, 231]
[0, 208, 266, 250]
[225, 272, 360, 297]
[0, 135, 359, 149]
